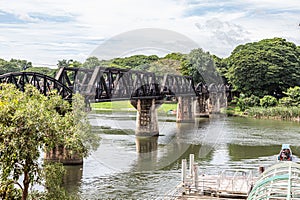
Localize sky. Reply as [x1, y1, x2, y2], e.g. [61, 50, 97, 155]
[0, 0, 299, 67]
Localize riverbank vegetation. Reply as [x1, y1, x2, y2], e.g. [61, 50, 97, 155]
[233, 86, 300, 121]
[1, 37, 299, 121]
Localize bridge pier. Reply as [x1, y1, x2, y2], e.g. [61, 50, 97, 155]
[194, 94, 210, 118]
[176, 96, 194, 123]
[208, 84, 227, 114]
[44, 146, 83, 165]
[134, 99, 159, 136]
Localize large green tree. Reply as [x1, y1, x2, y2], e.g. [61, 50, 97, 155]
[227, 38, 300, 97]
[83, 56, 101, 69]
[0, 84, 97, 200]
[180, 48, 222, 85]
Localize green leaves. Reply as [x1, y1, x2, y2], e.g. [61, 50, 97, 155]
[0, 84, 96, 199]
[227, 38, 300, 98]
[180, 48, 222, 85]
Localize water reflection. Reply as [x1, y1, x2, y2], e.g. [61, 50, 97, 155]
[67, 113, 300, 199]
[229, 144, 281, 161]
[135, 136, 158, 171]
[63, 165, 83, 194]
[135, 136, 158, 153]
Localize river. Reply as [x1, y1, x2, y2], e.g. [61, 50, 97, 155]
[63, 110, 300, 199]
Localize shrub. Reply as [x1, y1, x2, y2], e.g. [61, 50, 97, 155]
[260, 95, 277, 108]
[279, 86, 300, 107]
[237, 94, 260, 111]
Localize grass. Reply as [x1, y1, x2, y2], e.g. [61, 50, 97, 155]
[221, 103, 244, 116]
[247, 106, 300, 121]
[223, 103, 300, 122]
[91, 101, 134, 110]
[91, 101, 177, 113]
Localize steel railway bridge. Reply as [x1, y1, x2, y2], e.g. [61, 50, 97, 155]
[0, 66, 227, 135]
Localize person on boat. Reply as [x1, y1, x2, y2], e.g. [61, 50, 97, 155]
[278, 148, 292, 161]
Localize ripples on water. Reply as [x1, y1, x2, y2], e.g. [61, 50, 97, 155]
[64, 113, 300, 199]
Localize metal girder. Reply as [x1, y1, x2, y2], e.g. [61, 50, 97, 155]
[0, 72, 73, 101]
[56, 66, 206, 102]
[0, 67, 212, 105]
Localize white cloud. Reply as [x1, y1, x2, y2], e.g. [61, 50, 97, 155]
[0, 0, 299, 66]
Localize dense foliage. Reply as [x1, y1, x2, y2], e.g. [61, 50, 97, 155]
[279, 86, 300, 107]
[260, 95, 278, 108]
[226, 38, 300, 97]
[180, 48, 222, 84]
[24, 67, 57, 77]
[109, 55, 159, 70]
[0, 59, 32, 75]
[236, 94, 260, 111]
[0, 84, 98, 200]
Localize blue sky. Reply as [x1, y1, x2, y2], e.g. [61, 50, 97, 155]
[0, 0, 299, 67]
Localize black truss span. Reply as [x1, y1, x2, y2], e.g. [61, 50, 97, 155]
[0, 67, 209, 103]
[0, 72, 73, 101]
[55, 67, 206, 102]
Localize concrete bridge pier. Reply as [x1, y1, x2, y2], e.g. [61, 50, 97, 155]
[194, 95, 209, 118]
[134, 99, 160, 136]
[208, 84, 227, 114]
[176, 96, 194, 123]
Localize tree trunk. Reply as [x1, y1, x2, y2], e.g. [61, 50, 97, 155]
[22, 164, 30, 200]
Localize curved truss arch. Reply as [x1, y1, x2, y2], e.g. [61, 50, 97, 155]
[0, 72, 73, 101]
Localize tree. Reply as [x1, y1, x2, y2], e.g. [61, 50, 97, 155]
[83, 56, 101, 69]
[57, 59, 82, 68]
[109, 55, 159, 70]
[0, 84, 98, 200]
[163, 52, 184, 61]
[180, 48, 222, 85]
[0, 58, 32, 75]
[148, 58, 181, 75]
[227, 38, 300, 97]
[25, 67, 57, 77]
[212, 55, 229, 84]
[9, 59, 32, 71]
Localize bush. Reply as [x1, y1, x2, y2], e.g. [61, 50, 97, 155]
[237, 94, 260, 111]
[260, 95, 277, 108]
[279, 86, 300, 107]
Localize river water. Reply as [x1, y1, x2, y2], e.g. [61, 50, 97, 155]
[63, 110, 300, 199]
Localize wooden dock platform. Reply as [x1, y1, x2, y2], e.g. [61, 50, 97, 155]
[165, 155, 300, 200]
[164, 154, 257, 199]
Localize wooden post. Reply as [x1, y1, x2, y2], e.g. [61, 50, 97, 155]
[189, 154, 194, 177]
[194, 163, 198, 190]
[182, 159, 187, 184]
